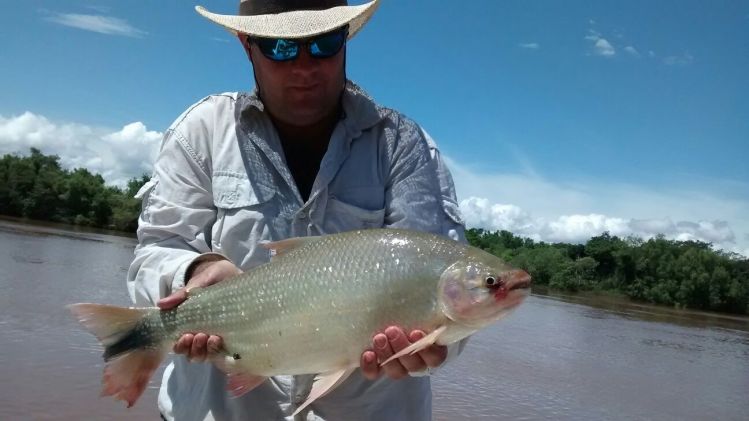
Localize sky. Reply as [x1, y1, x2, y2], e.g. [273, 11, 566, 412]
[1, 1, 747, 256]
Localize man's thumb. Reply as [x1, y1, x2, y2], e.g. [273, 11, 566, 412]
[157, 288, 188, 310]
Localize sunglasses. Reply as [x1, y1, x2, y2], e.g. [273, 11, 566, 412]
[249, 26, 348, 62]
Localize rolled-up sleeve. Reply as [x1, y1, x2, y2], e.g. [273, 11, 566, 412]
[126, 126, 216, 306]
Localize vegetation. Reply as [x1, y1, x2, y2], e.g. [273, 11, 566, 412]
[0, 148, 148, 232]
[467, 228, 749, 315]
[3, 149, 748, 315]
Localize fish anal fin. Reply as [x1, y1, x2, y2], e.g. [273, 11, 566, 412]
[291, 367, 356, 417]
[260, 236, 321, 259]
[226, 373, 267, 397]
[101, 346, 168, 407]
[211, 355, 267, 398]
[381, 325, 448, 366]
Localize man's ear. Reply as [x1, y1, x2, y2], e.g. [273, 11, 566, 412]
[238, 34, 253, 61]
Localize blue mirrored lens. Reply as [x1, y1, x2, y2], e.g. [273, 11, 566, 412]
[309, 31, 346, 58]
[257, 38, 298, 61]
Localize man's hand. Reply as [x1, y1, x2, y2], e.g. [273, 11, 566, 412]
[360, 326, 448, 380]
[157, 258, 241, 362]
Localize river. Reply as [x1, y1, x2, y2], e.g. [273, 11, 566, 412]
[0, 219, 747, 420]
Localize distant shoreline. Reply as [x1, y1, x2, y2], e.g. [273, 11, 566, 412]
[0, 216, 137, 241]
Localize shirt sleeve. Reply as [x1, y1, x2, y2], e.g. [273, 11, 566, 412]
[382, 116, 469, 375]
[126, 122, 218, 306]
[383, 116, 462, 239]
[420, 127, 466, 243]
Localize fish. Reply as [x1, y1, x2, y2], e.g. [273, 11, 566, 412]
[69, 228, 531, 415]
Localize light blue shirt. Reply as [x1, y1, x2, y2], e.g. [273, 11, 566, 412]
[127, 81, 466, 421]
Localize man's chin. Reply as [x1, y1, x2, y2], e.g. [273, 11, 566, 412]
[278, 111, 328, 128]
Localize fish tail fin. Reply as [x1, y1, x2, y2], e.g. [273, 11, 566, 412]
[68, 303, 168, 407]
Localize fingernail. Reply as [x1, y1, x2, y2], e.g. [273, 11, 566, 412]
[374, 335, 387, 348]
[386, 328, 399, 341]
[364, 353, 374, 364]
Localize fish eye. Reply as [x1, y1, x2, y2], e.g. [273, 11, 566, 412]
[485, 276, 499, 288]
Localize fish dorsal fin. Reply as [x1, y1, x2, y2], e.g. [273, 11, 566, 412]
[292, 367, 356, 417]
[260, 236, 321, 259]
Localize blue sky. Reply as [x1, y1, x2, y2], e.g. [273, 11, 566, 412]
[1, 1, 748, 255]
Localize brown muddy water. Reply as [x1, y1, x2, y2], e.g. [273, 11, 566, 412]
[1, 220, 747, 420]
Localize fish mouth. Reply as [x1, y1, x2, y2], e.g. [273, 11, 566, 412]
[507, 269, 532, 291]
[492, 269, 531, 307]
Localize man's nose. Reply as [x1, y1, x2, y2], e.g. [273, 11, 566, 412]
[290, 47, 319, 73]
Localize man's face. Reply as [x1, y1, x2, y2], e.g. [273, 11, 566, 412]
[241, 34, 346, 128]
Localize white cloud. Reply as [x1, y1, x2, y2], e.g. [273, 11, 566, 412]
[445, 157, 749, 256]
[518, 42, 540, 50]
[594, 38, 616, 57]
[663, 53, 694, 66]
[461, 196, 744, 255]
[624, 46, 640, 57]
[585, 30, 615, 57]
[0, 112, 160, 186]
[45, 13, 146, 37]
[584, 30, 601, 42]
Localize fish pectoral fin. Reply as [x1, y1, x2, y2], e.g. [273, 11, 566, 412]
[381, 325, 448, 366]
[226, 372, 267, 397]
[291, 367, 356, 417]
[260, 236, 321, 259]
[211, 355, 267, 397]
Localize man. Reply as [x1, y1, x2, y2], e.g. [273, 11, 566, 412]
[128, 0, 466, 419]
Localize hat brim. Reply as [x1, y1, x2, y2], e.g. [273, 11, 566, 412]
[195, 0, 379, 39]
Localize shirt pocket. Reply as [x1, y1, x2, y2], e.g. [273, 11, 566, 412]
[323, 195, 386, 233]
[212, 171, 276, 252]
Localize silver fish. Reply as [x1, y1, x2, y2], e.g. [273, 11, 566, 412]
[70, 228, 531, 414]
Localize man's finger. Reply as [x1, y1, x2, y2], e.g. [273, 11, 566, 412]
[360, 350, 380, 380]
[191, 333, 209, 362]
[158, 288, 188, 310]
[373, 332, 407, 380]
[385, 326, 426, 373]
[409, 330, 447, 368]
[174, 333, 194, 355]
[207, 335, 224, 355]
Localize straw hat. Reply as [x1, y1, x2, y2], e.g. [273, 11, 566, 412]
[195, 0, 380, 39]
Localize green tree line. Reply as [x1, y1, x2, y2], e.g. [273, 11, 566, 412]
[467, 228, 749, 315]
[0, 148, 148, 232]
[3, 150, 748, 315]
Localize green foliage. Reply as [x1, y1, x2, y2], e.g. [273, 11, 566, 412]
[467, 228, 749, 315]
[0, 149, 149, 233]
